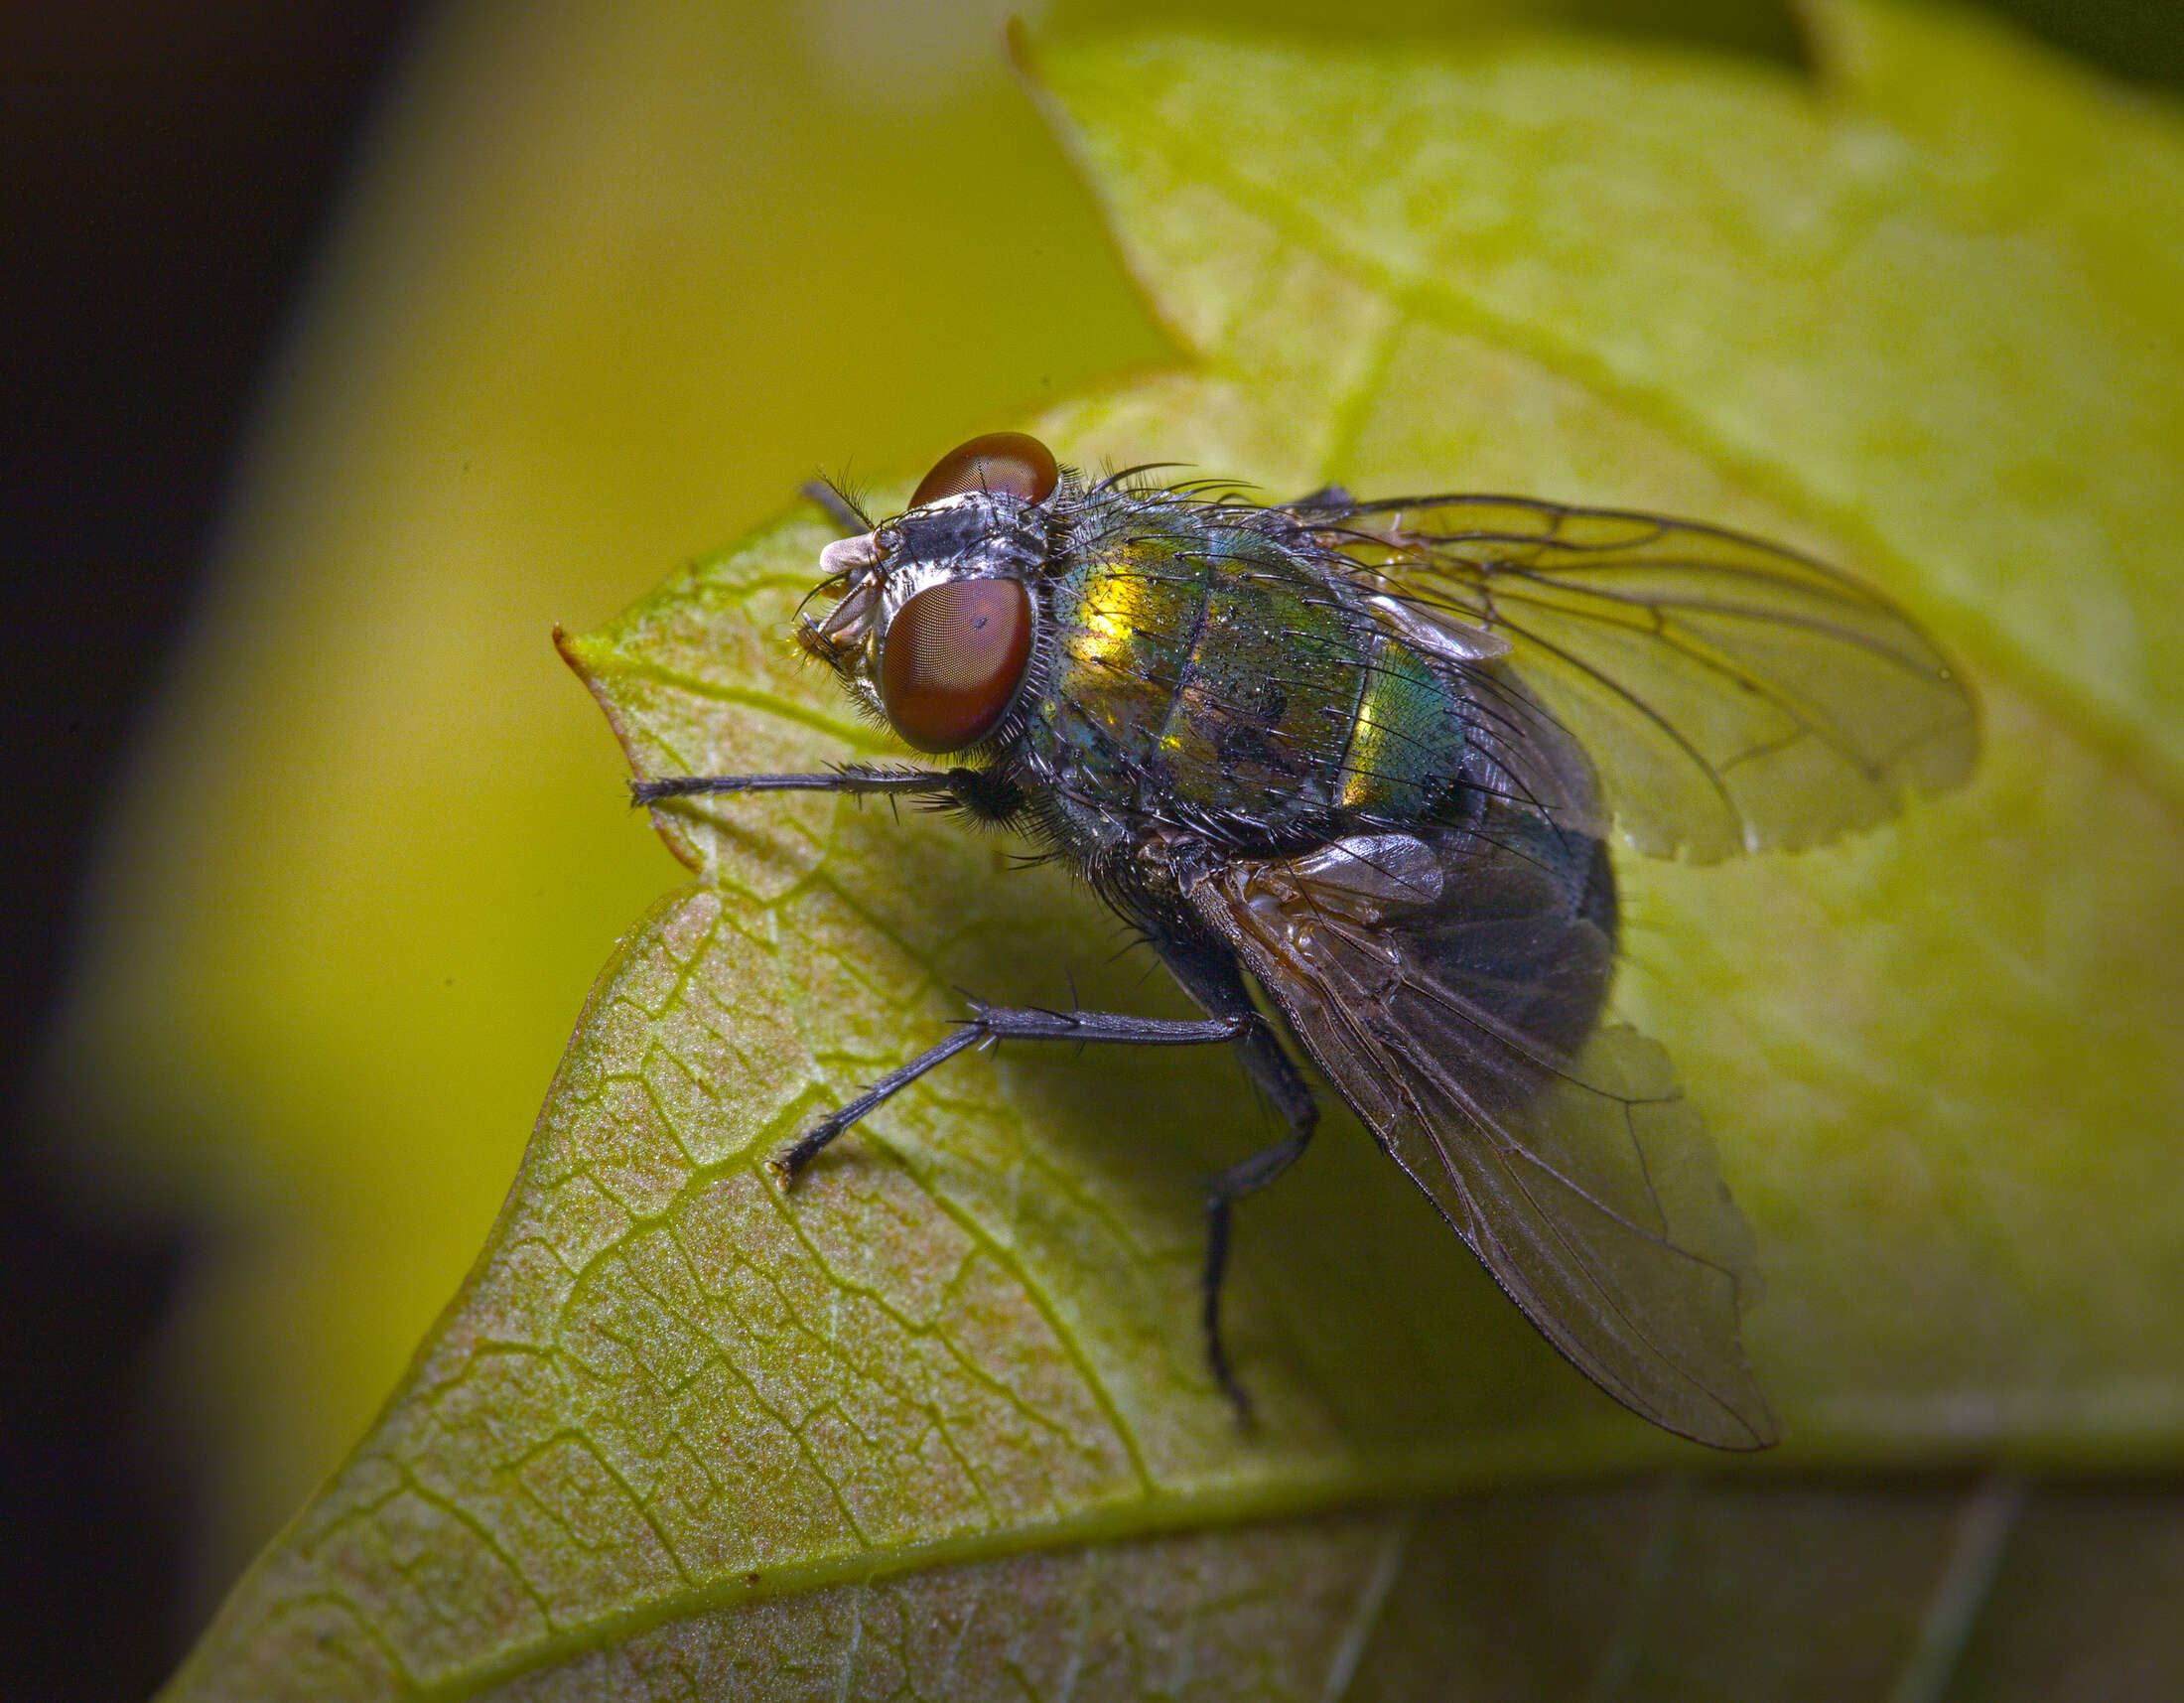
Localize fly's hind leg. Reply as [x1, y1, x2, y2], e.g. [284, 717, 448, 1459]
[1154, 931, 1319, 1425]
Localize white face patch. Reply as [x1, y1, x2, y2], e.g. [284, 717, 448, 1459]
[868, 491, 1030, 639]
[807, 486, 1046, 723]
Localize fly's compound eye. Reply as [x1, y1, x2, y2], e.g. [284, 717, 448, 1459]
[910, 432, 1058, 509]
[879, 578, 1033, 753]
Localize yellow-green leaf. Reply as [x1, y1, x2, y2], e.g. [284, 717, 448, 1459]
[159, 1, 2184, 1695]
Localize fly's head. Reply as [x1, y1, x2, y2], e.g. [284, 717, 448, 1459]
[800, 432, 1062, 756]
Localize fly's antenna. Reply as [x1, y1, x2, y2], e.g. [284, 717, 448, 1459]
[805, 473, 875, 535]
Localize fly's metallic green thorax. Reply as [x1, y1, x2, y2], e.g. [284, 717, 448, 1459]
[1024, 492, 1485, 859]
[637, 428, 1975, 1452]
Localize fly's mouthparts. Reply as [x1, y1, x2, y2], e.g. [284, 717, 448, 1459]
[809, 580, 877, 649]
[793, 618, 834, 662]
[796, 536, 885, 663]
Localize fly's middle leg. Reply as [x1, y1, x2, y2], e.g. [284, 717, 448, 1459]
[770, 1001, 1250, 1182]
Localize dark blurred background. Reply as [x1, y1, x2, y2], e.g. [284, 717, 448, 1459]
[3, 2, 2179, 1698]
[3, 7, 422, 1695]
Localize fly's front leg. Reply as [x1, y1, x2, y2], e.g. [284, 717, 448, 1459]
[1155, 930, 1319, 1427]
[769, 1000, 1252, 1181]
[632, 765, 1024, 823]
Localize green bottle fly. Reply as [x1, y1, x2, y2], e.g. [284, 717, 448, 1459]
[636, 431, 1978, 1450]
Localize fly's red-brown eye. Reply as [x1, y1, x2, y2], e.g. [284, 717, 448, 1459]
[878, 578, 1033, 753]
[909, 432, 1058, 509]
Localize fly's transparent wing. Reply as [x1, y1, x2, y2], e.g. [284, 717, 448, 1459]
[1302, 496, 1978, 861]
[1189, 838, 1779, 1450]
